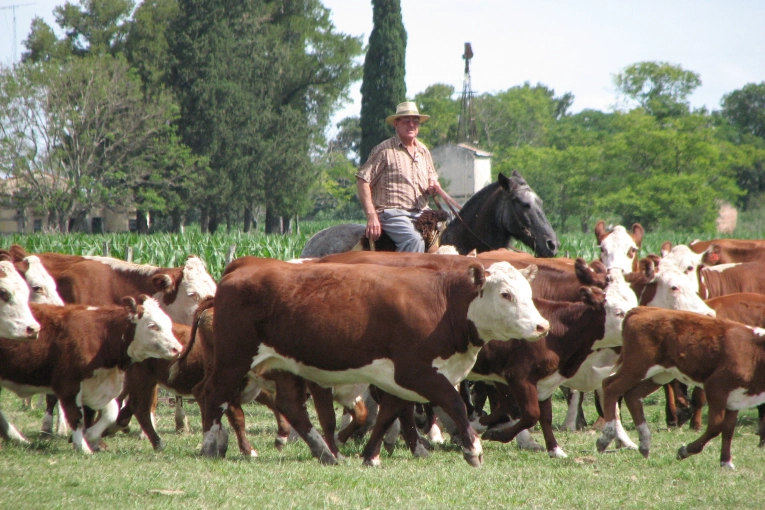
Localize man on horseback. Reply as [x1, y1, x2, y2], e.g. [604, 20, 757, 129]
[356, 101, 442, 252]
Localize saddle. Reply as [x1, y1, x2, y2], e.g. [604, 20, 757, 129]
[359, 209, 450, 252]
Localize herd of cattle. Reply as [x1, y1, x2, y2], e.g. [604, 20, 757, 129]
[2, 225, 765, 470]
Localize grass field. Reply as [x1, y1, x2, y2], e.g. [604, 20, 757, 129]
[1, 389, 763, 509]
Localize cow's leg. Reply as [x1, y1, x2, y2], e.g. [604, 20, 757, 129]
[689, 387, 706, 432]
[758, 405, 765, 448]
[224, 403, 257, 458]
[271, 372, 335, 465]
[459, 381, 476, 419]
[41, 394, 58, 435]
[561, 388, 580, 432]
[337, 398, 368, 446]
[175, 396, 190, 434]
[306, 382, 343, 459]
[677, 381, 731, 462]
[718, 409, 739, 469]
[482, 380, 539, 447]
[592, 388, 606, 429]
[596, 369, 644, 453]
[84, 399, 119, 451]
[0, 409, 28, 443]
[622, 379, 661, 458]
[197, 374, 232, 459]
[130, 388, 166, 451]
[664, 383, 679, 428]
[361, 392, 409, 467]
[57, 395, 92, 454]
[537, 397, 565, 458]
[393, 402, 429, 458]
[253, 390, 291, 451]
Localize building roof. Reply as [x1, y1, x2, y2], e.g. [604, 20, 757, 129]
[433, 143, 493, 158]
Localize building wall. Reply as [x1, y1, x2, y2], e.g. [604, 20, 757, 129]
[472, 157, 492, 194]
[431, 144, 492, 201]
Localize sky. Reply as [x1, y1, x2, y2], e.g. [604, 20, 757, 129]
[2, 0, 764, 129]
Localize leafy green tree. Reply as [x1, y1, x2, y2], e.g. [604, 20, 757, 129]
[359, 0, 406, 164]
[414, 84, 459, 148]
[123, 0, 180, 91]
[721, 82, 765, 140]
[614, 61, 701, 119]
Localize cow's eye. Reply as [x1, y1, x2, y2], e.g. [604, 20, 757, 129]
[147, 322, 159, 331]
[500, 292, 514, 302]
[32, 286, 43, 293]
[0, 290, 9, 302]
[686, 266, 694, 273]
[670, 286, 679, 292]
[615, 311, 625, 318]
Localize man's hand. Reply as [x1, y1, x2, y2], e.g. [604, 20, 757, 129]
[365, 214, 381, 241]
[425, 179, 443, 197]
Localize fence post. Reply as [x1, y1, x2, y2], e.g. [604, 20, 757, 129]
[225, 244, 237, 265]
[103, 241, 111, 257]
[126, 246, 133, 262]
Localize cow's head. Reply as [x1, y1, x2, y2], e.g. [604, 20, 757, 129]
[125, 295, 183, 361]
[14, 256, 65, 306]
[596, 269, 638, 349]
[151, 255, 217, 325]
[467, 261, 549, 341]
[640, 266, 715, 317]
[595, 221, 644, 274]
[659, 245, 703, 294]
[0, 260, 40, 340]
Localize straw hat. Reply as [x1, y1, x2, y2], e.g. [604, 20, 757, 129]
[385, 101, 430, 126]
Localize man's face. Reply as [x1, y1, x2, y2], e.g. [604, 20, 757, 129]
[395, 116, 420, 141]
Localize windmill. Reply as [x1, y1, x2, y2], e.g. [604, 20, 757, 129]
[1, 2, 34, 62]
[456, 42, 478, 145]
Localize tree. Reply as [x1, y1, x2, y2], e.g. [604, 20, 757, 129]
[359, 0, 406, 164]
[614, 61, 701, 119]
[0, 55, 194, 232]
[721, 82, 765, 140]
[414, 84, 459, 148]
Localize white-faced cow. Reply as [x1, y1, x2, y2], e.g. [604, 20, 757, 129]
[197, 257, 549, 467]
[594, 221, 644, 274]
[689, 238, 765, 266]
[0, 297, 182, 452]
[596, 307, 765, 468]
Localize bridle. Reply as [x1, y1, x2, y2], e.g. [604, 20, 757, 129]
[501, 186, 537, 254]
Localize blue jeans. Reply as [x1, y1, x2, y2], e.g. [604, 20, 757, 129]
[378, 209, 425, 253]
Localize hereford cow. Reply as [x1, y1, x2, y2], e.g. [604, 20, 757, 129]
[596, 307, 765, 468]
[468, 270, 638, 458]
[689, 238, 765, 265]
[0, 297, 182, 452]
[196, 257, 549, 467]
[594, 221, 644, 274]
[0, 252, 64, 306]
[0, 261, 40, 341]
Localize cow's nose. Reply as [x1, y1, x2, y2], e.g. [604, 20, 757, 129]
[27, 324, 40, 339]
[536, 321, 550, 335]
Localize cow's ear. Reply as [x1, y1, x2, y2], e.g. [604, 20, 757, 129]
[661, 241, 673, 258]
[631, 223, 645, 247]
[589, 260, 607, 275]
[639, 258, 656, 279]
[579, 286, 604, 306]
[8, 244, 29, 261]
[152, 272, 179, 293]
[136, 294, 152, 305]
[703, 244, 722, 266]
[575, 258, 594, 285]
[594, 220, 608, 244]
[468, 263, 486, 288]
[123, 296, 138, 313]
[0, 250, 11, 263]
[14, 259, 30, 275]
[466, 249, 477, 258]
[519, 264, 537, 283]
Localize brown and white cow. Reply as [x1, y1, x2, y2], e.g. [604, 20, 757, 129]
[468, 270, 638, 458]
[689, 238, 765, 266]
[596, 307, 765, 468]
[197, 257, 549, 467]
[595, 221, 644, 274]
[0, 261, 40, 341]
[0, 297, 182, 452]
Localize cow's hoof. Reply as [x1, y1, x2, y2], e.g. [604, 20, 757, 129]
[248, 449, 258, 459]
[759, 439, 765, 449]
[464, 451, 483, 468]
[720, 460, 735, 470]
[481, 428, 503, 442]
[154, 439, 166, 452]
[677, 446, 689, 460]
[274, 435, 288, 452]
[595, 436, 611, 453]
[383, 441, 395, 454]
[334, 452, 346, 463]
[639, 446, 650, 459]
[548, 446, 567, 459]
[413, 442, 430, 459]
[362, 456, 381, 468]
[318, 451, 338, 466]
[614, 437, 638, 450]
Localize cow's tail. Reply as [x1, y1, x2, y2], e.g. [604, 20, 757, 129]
[169, 296, 214, 382]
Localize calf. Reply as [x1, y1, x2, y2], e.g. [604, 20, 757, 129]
[469, 272, 638, 458]
[197, 257, 549, 467]
[690, 238, 765, 265]
[594, 221, 644, 274]
[0, 297, 182, 452]
[596, 307, 765, 468]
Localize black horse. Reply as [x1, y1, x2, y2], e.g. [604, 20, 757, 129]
[300, 170, 559, 258]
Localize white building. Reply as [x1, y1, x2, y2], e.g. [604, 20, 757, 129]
[430, 143, 492, 202]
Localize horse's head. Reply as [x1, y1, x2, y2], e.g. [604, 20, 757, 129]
[498, 170, 559, 258]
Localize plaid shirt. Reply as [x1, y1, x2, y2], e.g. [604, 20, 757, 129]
[356, 136, 438, 212]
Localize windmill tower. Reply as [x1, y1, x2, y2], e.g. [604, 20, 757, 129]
[456, 42, 478, 145]
[0, 3, 34, 62]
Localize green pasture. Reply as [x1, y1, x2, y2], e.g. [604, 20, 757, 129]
[1, 389, 763, 509]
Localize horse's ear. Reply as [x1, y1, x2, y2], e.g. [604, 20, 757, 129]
[498, 172, 523, 193]
[498, 172, 510, 190]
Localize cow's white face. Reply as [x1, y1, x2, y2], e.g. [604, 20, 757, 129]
[156, 256, 217, 326]
[599, 226, 638, 274]
[22, 256, 65, 306]
[659, 245, 703, 294]
[0, 261, 40, 340]
[644, 267, 716, 317]
[600, 270, 638, 348]
[467, 262, 549, 341]
[127, 298, 183, 362]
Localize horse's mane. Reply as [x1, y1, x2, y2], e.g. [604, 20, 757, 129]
[454, 181, 501, 223]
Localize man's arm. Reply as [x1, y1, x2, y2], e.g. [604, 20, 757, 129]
[357, 178, 381, 241]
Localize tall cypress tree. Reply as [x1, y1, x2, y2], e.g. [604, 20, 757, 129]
[359, 0, 407, 164]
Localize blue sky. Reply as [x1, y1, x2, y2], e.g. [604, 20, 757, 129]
[3, 0, 764, 128]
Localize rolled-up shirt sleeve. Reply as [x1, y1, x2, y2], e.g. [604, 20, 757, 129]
[356, 145, 385, 184]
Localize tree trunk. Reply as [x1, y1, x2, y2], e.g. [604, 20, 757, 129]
[265, 206, 283, 234]
[208, 206, 219, 234]
[200, 207, 209, 234]
[225, 209, 232, 233]
[171, 209, 185, 233]
[243, 206, 252, 233]
[281, 215, 291, 235]
[137, 210, 149, 234]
